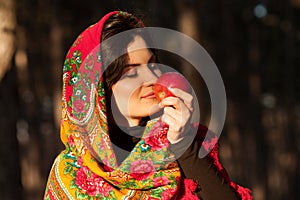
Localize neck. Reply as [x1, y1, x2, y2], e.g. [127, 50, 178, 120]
[126, 117, 141, 127]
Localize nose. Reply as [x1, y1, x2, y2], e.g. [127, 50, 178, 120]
[140, 64, 161, 85]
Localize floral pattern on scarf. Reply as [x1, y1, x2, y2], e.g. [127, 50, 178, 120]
[44, 11, 184, 200]
[44, 11, 252, 200]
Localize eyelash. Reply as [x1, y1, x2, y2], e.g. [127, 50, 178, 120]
[122, 59, 160, 79]
[123, 68, 138, 78]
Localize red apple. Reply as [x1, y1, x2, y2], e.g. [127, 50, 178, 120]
[154, 72, 191, 102]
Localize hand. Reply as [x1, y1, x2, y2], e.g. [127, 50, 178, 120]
[159, 87, 194, 143]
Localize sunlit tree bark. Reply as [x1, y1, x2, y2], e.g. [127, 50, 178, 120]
[0, 0, 16, 80]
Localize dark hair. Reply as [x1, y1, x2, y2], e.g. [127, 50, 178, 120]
[101, 12, 145, 89]
[101, 12, 158, 127]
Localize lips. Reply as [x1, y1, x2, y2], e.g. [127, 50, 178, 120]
[141, 91, 156, 99]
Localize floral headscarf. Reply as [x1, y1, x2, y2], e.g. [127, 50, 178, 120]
[44, 11, 252, 200]
[43, 11, 189, 200]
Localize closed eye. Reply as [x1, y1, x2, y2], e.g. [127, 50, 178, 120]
[121, 67, 138, 78]
[121, 53, 160, 79]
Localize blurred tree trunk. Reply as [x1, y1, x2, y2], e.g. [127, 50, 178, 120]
[0, 0, 22, 199]
[0, 65, 22, 200]
[15, 0, 65, 199]
[175, 0, 211, 124]
[0, 0, 15, 79]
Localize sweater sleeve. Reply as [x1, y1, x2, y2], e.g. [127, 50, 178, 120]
[170, 124, 252, 200]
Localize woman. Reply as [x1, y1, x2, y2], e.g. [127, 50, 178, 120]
[44, 11, 252, 199]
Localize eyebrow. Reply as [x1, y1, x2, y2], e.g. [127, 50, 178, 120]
[124, 54, 156, 67]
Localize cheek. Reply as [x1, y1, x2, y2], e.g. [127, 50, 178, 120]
[113, 80, 139, 100]
[111, 80, 140, 114]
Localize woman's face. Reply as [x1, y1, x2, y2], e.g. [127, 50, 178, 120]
[111, 36, 162, 126]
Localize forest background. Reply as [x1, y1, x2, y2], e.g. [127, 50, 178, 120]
[0, 0, 299, 200]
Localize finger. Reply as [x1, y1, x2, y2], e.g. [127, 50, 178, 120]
[162, 113, 181, 132]
[160, 96, 192, 115]
[168, 88, 194, 111]
[168, 88, 193, 104]
[160, 97, 182, 110]
[161, 99, 191, 124]
[164, 106, 181, 121]
[163, 106, 190, 129]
